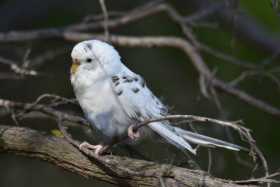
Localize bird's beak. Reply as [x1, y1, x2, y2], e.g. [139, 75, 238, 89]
[71, 58, 81, 75]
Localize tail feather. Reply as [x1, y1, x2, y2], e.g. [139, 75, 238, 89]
[148, 122, 197, 154]
[148, 122, 246, 154]
[174, 127, 246, 151]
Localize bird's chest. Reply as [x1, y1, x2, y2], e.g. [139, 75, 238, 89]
[71, 69, 133, 140]
[73, 72, 129, 127]
[74, 75, 115, 114]
[71, 65, 124, 115]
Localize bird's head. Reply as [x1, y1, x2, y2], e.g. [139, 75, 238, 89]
[70, 40, 121, 75]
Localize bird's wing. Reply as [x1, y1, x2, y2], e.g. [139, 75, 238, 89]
[111, 71, 165, 120]
[111, 69, 197, 154]
[110, 68, 245, 154]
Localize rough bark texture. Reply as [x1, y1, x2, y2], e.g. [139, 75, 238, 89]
[0, 125, 257, 187]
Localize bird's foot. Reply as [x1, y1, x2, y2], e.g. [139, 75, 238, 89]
[128, 125, 140, 140]
[79, 142, 106, 156]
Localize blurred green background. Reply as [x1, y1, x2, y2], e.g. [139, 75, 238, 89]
[0, 0, 279, 186]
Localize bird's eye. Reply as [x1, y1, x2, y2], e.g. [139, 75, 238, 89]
[86, 58, 92, 63]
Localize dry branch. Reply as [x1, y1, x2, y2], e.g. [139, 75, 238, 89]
[0, 125, 259, 187]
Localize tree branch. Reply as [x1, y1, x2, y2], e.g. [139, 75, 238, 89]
[0, 125, 259, 187]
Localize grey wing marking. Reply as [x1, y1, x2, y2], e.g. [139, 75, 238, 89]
[111, 73, 168, 121]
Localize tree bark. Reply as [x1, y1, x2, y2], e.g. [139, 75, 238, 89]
[0, 125, 258, 187]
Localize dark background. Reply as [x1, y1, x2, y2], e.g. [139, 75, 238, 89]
[0, 0, 279, 186]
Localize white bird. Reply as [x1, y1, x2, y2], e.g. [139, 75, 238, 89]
[70, 39, 244, 156]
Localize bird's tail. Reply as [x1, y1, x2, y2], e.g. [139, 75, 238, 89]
[148, 122, 246, 154]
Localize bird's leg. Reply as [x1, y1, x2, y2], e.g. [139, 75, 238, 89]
[79, 141, 108, 156]
[128, 125, 140, 140]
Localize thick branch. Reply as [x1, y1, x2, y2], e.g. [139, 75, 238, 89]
[0, 125, 258, 187]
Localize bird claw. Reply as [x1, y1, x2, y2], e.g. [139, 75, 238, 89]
[128, 125, 140, 140]
[79, 141, 105, 156]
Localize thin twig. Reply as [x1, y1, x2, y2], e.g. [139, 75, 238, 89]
[0, 56, 38, 76]
[99, 0, 109, 40]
